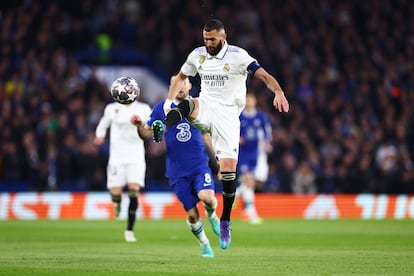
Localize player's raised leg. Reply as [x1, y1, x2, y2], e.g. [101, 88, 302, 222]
[164, 98, 194, 128]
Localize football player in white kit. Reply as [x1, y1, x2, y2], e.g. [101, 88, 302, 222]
[163, 19, 289, 249]
[95, 93, 152, 243]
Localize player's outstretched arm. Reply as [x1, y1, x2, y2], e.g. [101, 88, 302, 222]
[130, 114, 153, 140]
[167, 72, 187, 100]
[254, 68, 289, 113]
[163, 72, 188, 114]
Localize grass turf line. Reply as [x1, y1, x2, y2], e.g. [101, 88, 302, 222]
[0, 219, 413, 275]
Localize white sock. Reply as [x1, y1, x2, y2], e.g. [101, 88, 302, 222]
[236, 182, 245, 198]
[243, 187, 258, 217]
[186, 219, 209, 245]
[242, 186, 255, 206]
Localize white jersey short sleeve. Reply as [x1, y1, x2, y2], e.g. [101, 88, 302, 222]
[95, 101, 151, 165]
[181, 43, 257, 108]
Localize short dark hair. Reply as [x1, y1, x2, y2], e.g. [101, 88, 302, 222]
[204, 19, 224, 32]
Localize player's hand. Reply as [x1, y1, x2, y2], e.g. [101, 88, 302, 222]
[94, 137, 104, 145]
[208, 156, 221, 179]
[264, 141, 273, 153]
[273, 92, 289, 112]
[130, 114, 143, 127]
[208, 157, 219, 176]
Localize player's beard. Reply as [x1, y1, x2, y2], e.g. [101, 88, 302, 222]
[206, 40, 223, 56]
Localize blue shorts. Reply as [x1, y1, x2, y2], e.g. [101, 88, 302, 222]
[169, 167, 215, 211]
[238, 154, 257, 174]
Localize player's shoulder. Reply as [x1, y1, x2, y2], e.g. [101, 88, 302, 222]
[152, 100, 165, 111]
[225, 44, 253, 64]
[227, 44, 249, 55]
[133, 101, 151, 109]
[128, 101, 151, 115]
[193, 46, 207, 54]
[105, 101, 120, 111]
[188, 46, 207, 58]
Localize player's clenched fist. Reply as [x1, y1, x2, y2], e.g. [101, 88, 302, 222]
[130, 114, 143, 127]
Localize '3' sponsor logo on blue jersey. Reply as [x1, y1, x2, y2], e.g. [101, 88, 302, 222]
[176, 122, 192, 142]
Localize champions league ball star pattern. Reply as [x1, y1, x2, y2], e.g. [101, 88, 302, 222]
[110, 76, 140, 104]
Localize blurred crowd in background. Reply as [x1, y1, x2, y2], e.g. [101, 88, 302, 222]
[0, 0, 413, 194]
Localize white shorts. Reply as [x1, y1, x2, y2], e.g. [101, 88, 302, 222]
[254, 151, 269, 182]
[191, 98, 242, 160]
[106, 162, 146, 189]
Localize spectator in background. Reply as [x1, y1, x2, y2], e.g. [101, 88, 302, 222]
[292, 161, 317, 194]
[375, 136, 398, 193]
[1, 140, 23, 182]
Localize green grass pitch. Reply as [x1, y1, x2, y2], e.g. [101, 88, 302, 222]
[0, 219, 413, 275]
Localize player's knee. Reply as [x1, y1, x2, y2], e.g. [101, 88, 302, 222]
[165, 108, 182, 128]
[202, 197, 216, 208]
[165, 99, 194, 128]
[128, 190, 138, 198]
[178, 98, 194, 117]
[187, 214, 198, 223]
[128, 194, 138, 210]
[221, 172, 237, 195]
[111, 194, 121, 204]
[187, 209, 199, 223]
[221, 172, 237, 181]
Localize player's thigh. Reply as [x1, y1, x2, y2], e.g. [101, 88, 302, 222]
[170, 176, 199, 212]
[193, 167, 215, 195]
[189, 98, 211, 133]
[211, 105, 240, 160]
[126, 162, 146, 187]
[197, 188, 216, 204]
[107, 163, 127, 189]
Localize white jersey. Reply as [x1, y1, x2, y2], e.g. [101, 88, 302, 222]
[181, 41, 257, 109]
[95, 101, 151, 165]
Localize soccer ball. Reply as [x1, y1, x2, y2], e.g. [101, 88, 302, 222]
[110, 76, 140, 104]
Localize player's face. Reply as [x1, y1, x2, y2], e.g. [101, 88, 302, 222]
[175, 79, 191, 101]
[203, 29, 225, 56]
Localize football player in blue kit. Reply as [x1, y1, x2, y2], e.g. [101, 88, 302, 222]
[237, 92, 272, 224]
[130, 76, 220, 258]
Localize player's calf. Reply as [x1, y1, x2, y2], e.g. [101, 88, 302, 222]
[164, 99, 194, 128]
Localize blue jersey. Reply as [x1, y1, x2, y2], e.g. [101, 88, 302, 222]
[238, 109, 271, 173]
[148, 100, 210, 178]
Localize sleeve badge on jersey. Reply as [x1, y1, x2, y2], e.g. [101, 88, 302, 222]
[199, 55, 206, 64]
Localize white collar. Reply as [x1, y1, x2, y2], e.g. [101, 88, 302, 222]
[206, 40, 228, 59]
